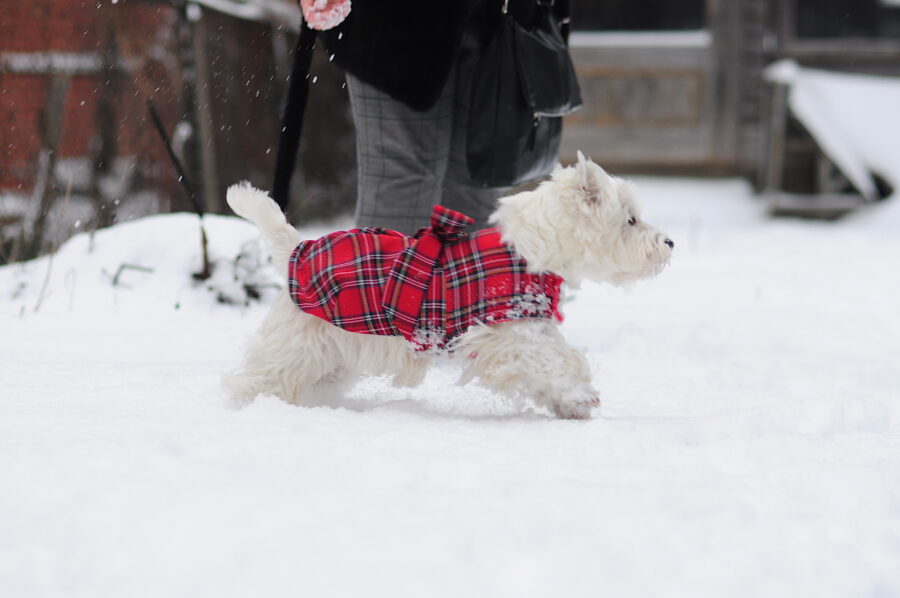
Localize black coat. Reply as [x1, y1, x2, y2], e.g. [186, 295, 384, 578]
[272, 0, 571, 207]
[322, 0, 571, 111]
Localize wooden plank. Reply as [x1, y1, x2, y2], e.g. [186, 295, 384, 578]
[763, 82, 788, 193]
[26, 74, 71, 259]
[562, 32, 716, 168]
[764, 192, 867, 219]
[774, 1, 900, 64]
[737, 0, 767, 173]
[709, 0, 742, 165]
[782, 40, 900, 58]
[191, 6, 223, 214]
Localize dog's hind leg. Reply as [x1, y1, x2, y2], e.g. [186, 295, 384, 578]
[456, 320, 600, 419]
[224, 293, 353, 407]
[389, 350, 430, 388]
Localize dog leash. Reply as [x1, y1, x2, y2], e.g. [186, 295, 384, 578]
[272, 20, 319, 212]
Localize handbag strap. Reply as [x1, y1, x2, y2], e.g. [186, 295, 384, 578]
[272, 20, 319, 212]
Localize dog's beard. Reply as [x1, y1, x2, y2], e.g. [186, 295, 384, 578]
[607, 256, 670, 286]
[584, 229, 672, 286]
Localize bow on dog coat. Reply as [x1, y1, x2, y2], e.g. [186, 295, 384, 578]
[288, 205, 563, 351]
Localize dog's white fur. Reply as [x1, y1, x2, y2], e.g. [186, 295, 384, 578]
[224, 152, 672, 419]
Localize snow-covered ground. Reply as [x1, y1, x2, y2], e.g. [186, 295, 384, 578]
[1, 179, 899, 597]
[766, 61, 900, 200]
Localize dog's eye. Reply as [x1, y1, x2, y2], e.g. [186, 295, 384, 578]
[627, 217, 637, 226]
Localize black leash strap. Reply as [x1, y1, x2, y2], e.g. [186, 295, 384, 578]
[272, 21, 319, 212]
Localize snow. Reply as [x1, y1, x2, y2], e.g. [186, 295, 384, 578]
[570, 30, 712, 48]
[189, 0, 301, 30]
[0, 194, 29, 225]
[0, 52, 103, 75]
[765, 60, 900, 200]
[2, 179, 900, 597]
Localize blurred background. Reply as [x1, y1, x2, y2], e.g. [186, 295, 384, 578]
[2, 0, 899, 263]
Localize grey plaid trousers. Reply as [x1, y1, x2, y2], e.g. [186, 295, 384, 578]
[346, 35, 503, 235]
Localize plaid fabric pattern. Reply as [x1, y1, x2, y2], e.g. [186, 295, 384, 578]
[288, 205, 564, 351]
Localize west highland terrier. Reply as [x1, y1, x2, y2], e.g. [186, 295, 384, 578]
[224, 152, 673, 419]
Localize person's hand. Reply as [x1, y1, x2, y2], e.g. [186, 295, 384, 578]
[300, 0, 351, 31]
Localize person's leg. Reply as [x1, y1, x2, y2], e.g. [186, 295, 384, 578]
[442, 32, 506, 230]
[346, 73, 454, 234]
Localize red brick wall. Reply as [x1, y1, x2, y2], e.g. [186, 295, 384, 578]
[1, 74, 46, 190]
[0, 0, 182, 196]
[2, 0, 99, 53]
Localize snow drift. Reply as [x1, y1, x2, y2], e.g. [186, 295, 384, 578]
[1, 179, 899, 597]
[766, 59, 900, 200]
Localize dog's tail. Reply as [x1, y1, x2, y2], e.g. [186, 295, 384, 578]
[226, 182, 300, 275]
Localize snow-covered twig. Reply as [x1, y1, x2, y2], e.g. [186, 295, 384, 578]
[147, 98, 213, 280]
[102, 264, 155, 289]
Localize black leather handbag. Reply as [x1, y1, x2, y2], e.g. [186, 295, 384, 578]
[467, 0, 582, 187]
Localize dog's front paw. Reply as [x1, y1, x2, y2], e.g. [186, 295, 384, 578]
[552, 394, 600, 420]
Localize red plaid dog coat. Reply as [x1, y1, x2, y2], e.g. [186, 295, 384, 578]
[288, 205, 564, 351]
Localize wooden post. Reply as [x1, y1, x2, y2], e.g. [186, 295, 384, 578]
[189, 3, 223, 214]
[91, 23, 122, 229]
[708, 0, 741, 166]
[27, 74, 71, 259]
[763, 82, 788, 193]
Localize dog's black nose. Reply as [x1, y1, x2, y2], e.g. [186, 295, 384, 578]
[664, 238, 674, 248]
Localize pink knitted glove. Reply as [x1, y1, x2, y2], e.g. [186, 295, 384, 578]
[300, 0, 351, 31]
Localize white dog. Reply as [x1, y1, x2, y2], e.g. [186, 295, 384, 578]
[224, 152, 672, 419]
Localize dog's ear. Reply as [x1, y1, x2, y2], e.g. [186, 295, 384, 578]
[576, 151, 605, 203]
